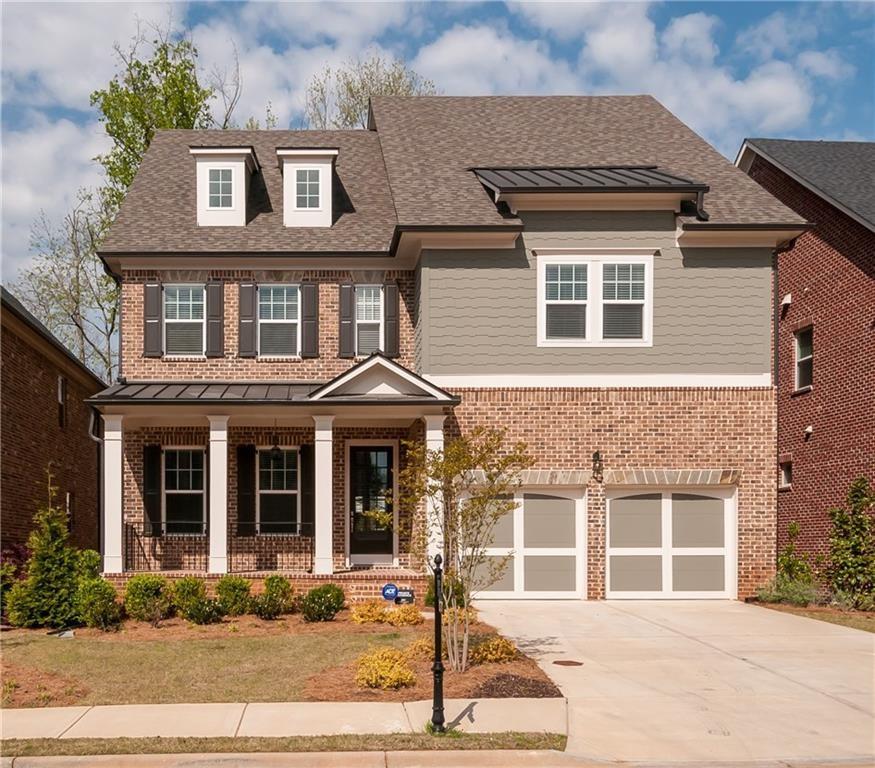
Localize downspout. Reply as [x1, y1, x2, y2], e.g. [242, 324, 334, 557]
[88, 407, 104, 561]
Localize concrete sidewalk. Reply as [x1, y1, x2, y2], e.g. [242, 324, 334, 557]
[0, 698, 567, 741]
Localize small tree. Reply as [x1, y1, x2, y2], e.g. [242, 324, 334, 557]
[398, 428, 533, 672]
[827, 477, 875, 608]
[6, 469, 82, 628]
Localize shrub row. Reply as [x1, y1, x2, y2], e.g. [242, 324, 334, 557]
[350, 600, 424, 627]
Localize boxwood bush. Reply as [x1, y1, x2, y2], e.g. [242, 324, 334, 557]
[171, 576, 207, 619]
[215, 575, 252, 616]
[124, 574, 172, 625]
[300, 583, 345, 622]
[76, 578, 122, 630]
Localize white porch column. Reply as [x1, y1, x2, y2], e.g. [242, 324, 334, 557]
[313, 415, 335, 575]
[101, 414, 124, 573]
[208, 416, 230, 574]
[423, 414, 447, 563]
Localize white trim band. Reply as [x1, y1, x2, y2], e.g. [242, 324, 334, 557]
[424, 373, 772, 388]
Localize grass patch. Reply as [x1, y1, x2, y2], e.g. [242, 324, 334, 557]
[1, 733, 567, 757]
[760, 603, 875, 633]
[1, 625, 412, 706]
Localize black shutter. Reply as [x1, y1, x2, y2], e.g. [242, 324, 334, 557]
[299, 444, 315, 537]
[206, 282, 224, 358]
[383, 281, 400, 358]
[339, 283, 355, 358]
[238, 282, 257, 358]
[143, 445, 162, 537]
[236, 444, 256, 536]
[143, 282, 162, 357]
[300, 282, 319, 358]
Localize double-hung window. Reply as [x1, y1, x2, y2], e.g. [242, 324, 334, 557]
[208, 168, 233, 208]
[355, 285, 383, 355]
[602, 263, 646, 339]
[295, 169, 320, 209]
[163, 449, 205, 535]
[795, 327, 813, 390]
[259, 285, 300, 356]
[164, 285, 205, 356]
[257, 449, 299, 534]
[538, 252, 652, 346]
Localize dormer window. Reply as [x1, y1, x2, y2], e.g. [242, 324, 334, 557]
[277, 148, 337, 228]
[208, 168, 233, 208]
[295, 169, 320, 209]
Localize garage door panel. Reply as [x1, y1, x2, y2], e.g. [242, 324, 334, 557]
[523, 494, 575, 548]
[609, 554, 663, 592]
[672, 555, 725, 592]
[524, 555, 576, 591]
[609, 494, 662, 548]
[474, 555, 515, 592]
[672, 494, 725, 548]
[489, 508, 515, 548]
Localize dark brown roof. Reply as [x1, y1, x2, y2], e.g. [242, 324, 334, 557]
[370, 95, 804, 228]
[473, 166, 708, 193]
[100, 130, 397, 254]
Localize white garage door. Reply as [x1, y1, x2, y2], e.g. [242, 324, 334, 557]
[475, 490, 586, 599]
[606, 490, 736, 599]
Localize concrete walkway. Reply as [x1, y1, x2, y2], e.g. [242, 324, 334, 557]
[477, 600, 875, 764]
[0, 698, 567, 741]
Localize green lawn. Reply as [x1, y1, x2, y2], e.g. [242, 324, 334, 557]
[1, 626, 412, 706]
[1, 733, 567, 757]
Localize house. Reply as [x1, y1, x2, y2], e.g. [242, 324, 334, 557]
[737, 139, 875, 559]
[1, 286, 104, 551]
[90, 95, 808, 601]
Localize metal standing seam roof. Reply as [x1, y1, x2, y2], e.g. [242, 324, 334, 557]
[473, 166, 709, 193]
[89, 381, 320, 403]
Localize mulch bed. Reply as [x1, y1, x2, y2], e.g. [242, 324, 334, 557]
[472, 673, 561, 698]
[1, 663, 88, 708]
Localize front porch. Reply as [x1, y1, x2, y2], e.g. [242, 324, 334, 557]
[91, 355, 456, 579]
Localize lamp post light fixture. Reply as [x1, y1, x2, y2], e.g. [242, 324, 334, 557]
[592, 450, 604, 482]
[430, 553, 446, 733]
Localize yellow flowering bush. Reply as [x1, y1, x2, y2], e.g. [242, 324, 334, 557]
[350, 600, 389, 624]
[469, 635, 518, 664]
[355, 647, 416, 689]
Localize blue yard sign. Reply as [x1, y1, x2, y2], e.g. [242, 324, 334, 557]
[381, 583, 398, 601]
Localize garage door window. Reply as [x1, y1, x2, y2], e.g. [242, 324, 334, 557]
[607, 490, 734, 599]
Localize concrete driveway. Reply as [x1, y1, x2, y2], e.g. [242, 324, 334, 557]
[477, 600, 875, 764]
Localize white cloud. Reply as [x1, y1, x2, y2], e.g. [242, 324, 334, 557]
[1, 2, 179, 111]
[507, 1, 615, 41]
[736, 11, 818, 61]
[1, 115, 109, 280]
[413, 23, 578, 95]
[661, 13, 720, 64]
[797, 49, 855, 80]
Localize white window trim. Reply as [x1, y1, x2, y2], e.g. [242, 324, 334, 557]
[161, 447, 207, 537]
[255, 446, 301, 536]
[163, 283, 206, 358]
[794, 327, 813, 391]
[345, 439, 398, 567]
[605, 487, 736, 600]
[207, 167, 235, 210]
[354, 284, 384, 357]
[292, 166, 323, 212]
[536, 250, 654, 348]
[257, 284, 302, 359]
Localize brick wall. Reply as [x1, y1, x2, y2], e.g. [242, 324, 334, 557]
[1, 324, 100, 551]
[747, 154, 875, 558]
[449, 387, 777, 598]
[120, 270, 415, 381]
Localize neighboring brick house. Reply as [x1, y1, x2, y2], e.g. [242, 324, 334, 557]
[737, 139, 875, 559]
[91, 96, 808, 601]
[1, 286, 104, 551]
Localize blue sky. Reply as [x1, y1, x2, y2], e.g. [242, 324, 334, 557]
[2, 1, 873, 278]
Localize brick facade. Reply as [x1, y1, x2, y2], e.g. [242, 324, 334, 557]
[120, 270, 416, 381]
[450, 387, 777, 599]
[747, 154, 875, 558]
[1, 320, 101, 551]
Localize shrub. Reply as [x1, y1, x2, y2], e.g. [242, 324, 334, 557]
[184, 597, 224, 625]
[385, 604, 424, 627]
[470, 635, 518, 664]
[355, 647, 416, 690]
[76, 550, 102, 580]
[76, 578, 121, 630]
[251, 592, 283, 620]
[263, 575, 294, 614]
[756, 575, 818, 607]
[6, 478, 81, 628]
[216, 575, 252, 616]
[405, 636, 447, 662]
[424, 573, 467, 608]
[826, 477, 875, 609]
[172, 577, 207, 619]
[351, 601, 389, 624]
[777, 522, 812, 582]
[300, 583, 345, 622]
[831, 589, 875, 612]
[124, 574, 172, 626]
[442, 606, 477, 626]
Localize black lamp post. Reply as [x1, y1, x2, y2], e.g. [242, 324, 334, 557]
[431, 553, 446, 733]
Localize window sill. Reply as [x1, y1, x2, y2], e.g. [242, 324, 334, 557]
[537, 339, 652, 348]
[257, 356, 302, 362]
[163, 356, 207, 361]
[791, 385, 813, 397]
[162, 533, 208, 538]
[778, 484, 792, 492]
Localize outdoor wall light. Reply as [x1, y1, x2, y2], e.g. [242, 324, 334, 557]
[592, 450, 604, 481]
